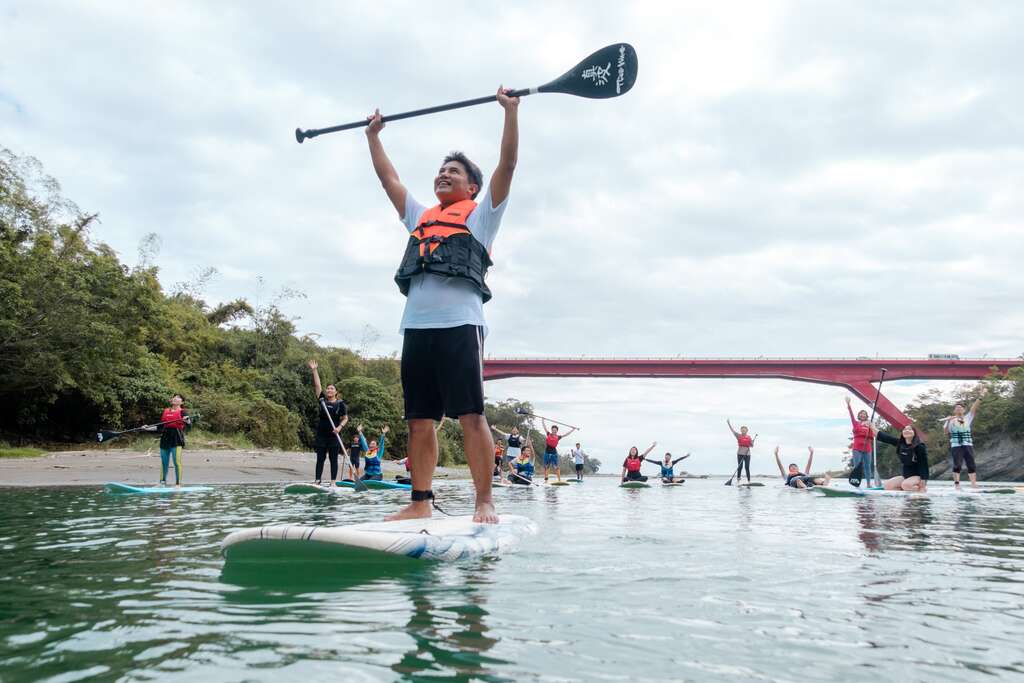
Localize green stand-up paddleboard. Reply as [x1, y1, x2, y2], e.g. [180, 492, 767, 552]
[738, 482, 765, 487]
[284, 483, 346, 494]
[620, 481, 650, 489]
[661, 481, 685, 487]
[549, 480, 570, 486]
[336, 479, 411, 491]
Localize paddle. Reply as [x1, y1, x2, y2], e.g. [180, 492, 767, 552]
[295, 43, 638, 143]
[97, 414, 200, 443]
[319, 397, 367, 492]
[725, 433, 757, 485]
[514, 408, 578, 430]
[867, 368, 887, 489]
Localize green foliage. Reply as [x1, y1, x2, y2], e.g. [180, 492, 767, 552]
[0, 443, 46, 458]
[0, 147, 536, 458]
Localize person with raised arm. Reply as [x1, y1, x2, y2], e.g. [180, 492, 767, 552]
[645, 452, 690, 483]
[875, 424, 929, 492]
[941, 387, 987, 489]
[726, 419, 757, 485]
[621, 442, 657, 483]
[540, 420, 578, 483]
[775, 446, 830, 489]
[308, 360, 348, 487]
[508, 444, 536, 485]
[491, 425, 524, 473]
[844, 396, 878, 488]
[357, 424, 389, 482]
[364, 86, 520, 522]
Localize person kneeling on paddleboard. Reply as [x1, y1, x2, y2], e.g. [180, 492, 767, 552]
[876, 424, 929, 492]
[645, 451, 689, 483]
[775, 446, 830, 489]
[358, 424, 389, 482]
[365, 85, 520, 523]
[508, 446, 535, 485]
[621, 443, 656, 483]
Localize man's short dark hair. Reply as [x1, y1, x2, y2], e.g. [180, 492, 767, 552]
[444, 151, 483, 199]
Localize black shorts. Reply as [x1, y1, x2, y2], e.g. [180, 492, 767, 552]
[951, 445, 976, 474]
[401, 325, 485, 421]
[349, 451, 361, 467]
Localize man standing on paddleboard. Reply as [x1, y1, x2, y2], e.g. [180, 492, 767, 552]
[364, 88, 520, 523]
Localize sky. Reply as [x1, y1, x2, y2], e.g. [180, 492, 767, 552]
[2, 1, 1022, 475]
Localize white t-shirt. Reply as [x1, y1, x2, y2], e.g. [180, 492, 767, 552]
[398, 188, 508, 335]
[572, 448, 586, 465]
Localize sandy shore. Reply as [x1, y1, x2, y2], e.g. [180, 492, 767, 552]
[0, 449, 468, 487]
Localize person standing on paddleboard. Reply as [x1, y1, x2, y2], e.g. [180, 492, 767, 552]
[844, 396, 878, 488]
[144, 394, 192, 487]
[645, 452, 690, 483]
[876, 424, 929, 492]
[541, 420, 578, 483]
[308, 360, 348, 487]
[774, 446, 830, 489]
[364, 87, 520, 523]
[942, 387, 987, 489]
[621, 443, 656, 483]
[492, 425, 524, 470]
[570, 442, 588, 481]
[726, 419, 757, 484]
[358, 424, 389, 481]
[493, 439, 505, 478]
[344, 432, 363, 482]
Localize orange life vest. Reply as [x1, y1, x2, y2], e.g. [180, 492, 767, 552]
[394, 200, 493, 302]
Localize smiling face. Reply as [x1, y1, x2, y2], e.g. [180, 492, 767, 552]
[170, 394, 183, 408]
[629, 446, 639, 457]
[788, 464, 799, 474]
[434, 160, 477, 205]
[902, 425, 916, 442]
[740, 426, 748, 435]
[369, 440, 378, 450]
[511, 427, 519, 436]
[953, 404, 965, 417]
[325, 384, 337, 400]
[857, 410, 869, 422]
[663, 453, 671, 463]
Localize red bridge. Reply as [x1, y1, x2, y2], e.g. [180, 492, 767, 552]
[482, 357, 1020, 427]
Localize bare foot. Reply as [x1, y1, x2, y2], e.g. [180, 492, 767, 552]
[385, 501, 432, 521]
[473, 498, 498, 524]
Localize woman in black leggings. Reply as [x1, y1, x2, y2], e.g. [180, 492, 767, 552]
[309, 360, 348, 486]
[727, 419, 757, 484]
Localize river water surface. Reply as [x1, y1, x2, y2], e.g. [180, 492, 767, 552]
[2, 479, 1023, 682]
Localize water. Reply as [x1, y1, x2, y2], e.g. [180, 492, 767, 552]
[2, 479, 1023, 682]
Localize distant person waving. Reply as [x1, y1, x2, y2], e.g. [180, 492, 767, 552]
[364, 86, 520, 522]
[308, 360, 348, 487]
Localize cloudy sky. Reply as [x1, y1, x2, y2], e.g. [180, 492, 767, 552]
[3, 1, 1021, 474]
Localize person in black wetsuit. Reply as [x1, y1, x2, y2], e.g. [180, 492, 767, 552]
[774, 446, 830, 489]
[308, 360, 348, 486]
[644, 452, 690, 483]
[876, 424, 929, 492]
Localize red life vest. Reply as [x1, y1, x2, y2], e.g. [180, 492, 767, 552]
[736, 434, 753, 448]
[625, 456, 642, 472]
[545, 433, 560, 449]
[161, 408, 187, 430]
[851, 422, 873, 452]
[394, 200, 493, 302]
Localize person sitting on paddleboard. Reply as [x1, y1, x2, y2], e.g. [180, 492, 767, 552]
[358, 424, 389, 482]
[309, 360, 348, 487]
[645, 451, 690, 483]
[876, 424, 929, 492]
[845, 396, 878, 488]
[570, 442, 588, 481]
[726, 419, 756, 485]
[364, 85, 519, 524]
[775, 446, 830, 489]
[621, 442, 656, 483]
[508, 445, 535, 485]
[541, 420, 578, 483]
[941, 387, 987, 489]
[144, 394, 192, 487]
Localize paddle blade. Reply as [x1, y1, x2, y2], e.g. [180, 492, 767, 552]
[97, 430, 119, 443]
[537, 43, 638, 99]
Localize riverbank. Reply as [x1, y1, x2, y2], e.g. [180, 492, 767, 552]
[0, 449, 469, 486]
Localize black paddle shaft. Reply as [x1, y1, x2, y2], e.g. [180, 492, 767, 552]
[295, 43, 637, 143]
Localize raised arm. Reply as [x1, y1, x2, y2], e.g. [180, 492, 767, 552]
[727, 419, 739, 438]
[541, 419, 549, 434]
[672, 453, 691, 466]
[643, 458, 661, 465]
[488, 87, 519, 208]
[308, 360, 322, 399]
[560, 426, 578, 439]
[970, 387, 987, 418]
[804, 446, 814, 474]
[357, 425, 369, 452]
[845, 396, 857, 426]
[490, 425, 510, 440]
[365, 110, 408, 217]
[774, 446, 785, 477]
[379, 425, 389, 458]
[641, 442, 658, 458]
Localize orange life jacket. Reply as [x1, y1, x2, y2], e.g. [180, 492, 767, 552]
[394, 200, 493, 302]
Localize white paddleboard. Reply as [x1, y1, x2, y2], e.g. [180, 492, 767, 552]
[222, 514, 537, 564]
[816, 485, 1017, 498]
[106, 482, 211, 494]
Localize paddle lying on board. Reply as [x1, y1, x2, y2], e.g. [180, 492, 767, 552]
[296, 43, 638, 142]
[97, 414, 200, 443]
[319, 397, 367, 492]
